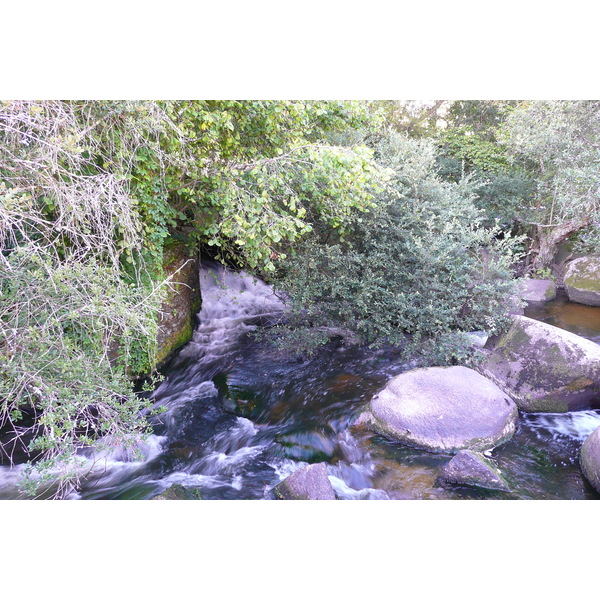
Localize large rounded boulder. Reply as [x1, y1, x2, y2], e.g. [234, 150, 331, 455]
[519, 279, 557, 303]
[580, 426, 600, 494]
[356, 366, 518, 453]
[564, 257, 600, 306]
[481, 315, 600, 412]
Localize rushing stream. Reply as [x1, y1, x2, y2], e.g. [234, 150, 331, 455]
[1, 269, 600, 500]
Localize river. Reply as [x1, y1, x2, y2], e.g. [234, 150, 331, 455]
[1, 269, 599, 500]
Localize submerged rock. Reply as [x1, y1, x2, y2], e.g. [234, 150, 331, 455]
[580, 426, 600, 494]
[481, 315, 600, 412]
[439, 450, 510, 492]
[276, 430, 337, 463]
[151, 484, 203, 500]
[356, 366, 518, 453]
[519, 279, 557, 303]
[271, 463, 336, 500]
[564, 257, 600, 306]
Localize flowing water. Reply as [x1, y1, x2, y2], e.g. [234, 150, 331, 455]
[1, 270, 600, 500]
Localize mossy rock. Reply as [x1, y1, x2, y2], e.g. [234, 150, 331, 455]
[155, 243, 201, 365]
[564, 257, 600, 307]
[481, 315, 600, 412]
[439, 450, 510, 492]
[151, 484, 203, 500]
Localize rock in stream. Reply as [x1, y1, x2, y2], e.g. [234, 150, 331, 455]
[356, 366, 518, 453]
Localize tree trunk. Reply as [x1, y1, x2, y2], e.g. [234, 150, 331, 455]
[530, 220, 588, 273]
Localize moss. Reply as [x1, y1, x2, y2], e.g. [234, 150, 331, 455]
[565, 276, 600, 292]
[154, 319, 193, 366]
[565, 259, 600, 292]
[497, 321, 531, 352]
[566, 376, 594, 392]
[522, 396, 569, 413]
[272, 486, 287, 500]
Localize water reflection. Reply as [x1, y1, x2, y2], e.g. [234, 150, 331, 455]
[524, 290, 600, 344]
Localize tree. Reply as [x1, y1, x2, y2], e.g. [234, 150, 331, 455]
[436, 100, 535, 233]
[0, 100, 166, 496]
[127, 100, 387, 273]
[500, 100, 600, 270]
[369, 100, 451, 138]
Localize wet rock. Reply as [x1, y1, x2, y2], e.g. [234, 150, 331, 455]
[356, 366, 518, 453]
[155, 243, 202, 366]
[481, 315, 600, 412]
[439, 450, 510, 492]
[151, 484, 203, 500]
[271, 463, 336, 500]
[564, 257, 600, 306]
[519, 279, 557, 303]
[580, 426, 600, 494]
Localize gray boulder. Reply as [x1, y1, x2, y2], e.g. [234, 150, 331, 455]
[519, 279, 557, 303]
[481, 315, 600, 412]
[439, 450, 510, 492]
[272, 463, 336, 500]
[356, 366, 518, 453]
[564, 257, 600, 306]
[580, 426, 600, 494]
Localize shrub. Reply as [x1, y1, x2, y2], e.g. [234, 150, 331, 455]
[271, 132, 523, 361]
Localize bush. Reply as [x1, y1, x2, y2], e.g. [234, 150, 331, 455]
[271, 132, 523, 361]
[0, 101, 167, 497]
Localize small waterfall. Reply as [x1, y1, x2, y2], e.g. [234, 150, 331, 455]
[523, 410, 600, 442]
[177, 262, 286, 363]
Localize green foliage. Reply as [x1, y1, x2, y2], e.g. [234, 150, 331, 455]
[436, 102, 536, 230]
[501, 100, 600, 224]
[0, 99, 386, 495]
[272, 132, 524, 362]
[500, 100, 600, 268]
[368, 100, 448, 138]
[570, 225, 600, 256]
[149, 100, 385, 272]
[0, 101, 169, 496]
[445, 101, 519, 139]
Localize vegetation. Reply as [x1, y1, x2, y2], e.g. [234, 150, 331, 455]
[269, 130, 523, 360]
[0, 100, 385, 495]
[500, 100, 600, 270]
[1, 99, 599, 497]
